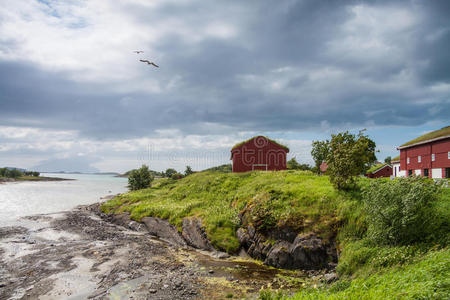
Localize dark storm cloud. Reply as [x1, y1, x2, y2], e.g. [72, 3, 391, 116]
[0, 0, 449, 140]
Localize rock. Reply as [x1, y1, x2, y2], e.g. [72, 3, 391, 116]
[141, 217, 186, 246]
[149, 289, 157, 293]
[323, 272, 338, 283]
[264, 241, 291, 268]
[211, 251, 230, 259]
[0, 282, 6, 288]
[181, 217, 213, 250]
[208, 270, 214, 274]
[236, 228, 250, 246]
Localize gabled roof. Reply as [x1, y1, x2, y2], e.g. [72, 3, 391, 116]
[367, 163, 391, 174]
[231, 136, 289, 151]
[398, 126, 450, 149]
[391, 155, 400, 163]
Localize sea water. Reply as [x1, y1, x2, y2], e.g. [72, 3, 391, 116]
[0, 173, 128, 226]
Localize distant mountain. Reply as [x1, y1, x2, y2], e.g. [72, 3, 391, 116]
[32, 157, 100, 173]
[3, 167, 27, 172]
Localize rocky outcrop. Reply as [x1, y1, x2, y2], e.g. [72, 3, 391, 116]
[181, 217, 214, 251]
[141, 217, 187, 246]
[237, 226, 336, 270]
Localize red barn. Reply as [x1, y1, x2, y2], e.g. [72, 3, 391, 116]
[365, 164, 393, 178]
[231, 136, 289, 172]
[397, 126, 450, 178]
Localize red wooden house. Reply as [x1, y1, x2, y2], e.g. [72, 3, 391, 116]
[231, 136, 289, 172]
[397, 126, 450, 178]
[365, 164, 393, 178]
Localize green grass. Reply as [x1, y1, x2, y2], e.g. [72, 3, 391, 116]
[261, 248, 449, 299]
[366, 163, 388, 174]
[231, 136, 289, 151]
[400, 126, 450, 147]
[101, 170, 353, 252]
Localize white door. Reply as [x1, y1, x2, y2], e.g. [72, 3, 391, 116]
[432, 168, 442, 179]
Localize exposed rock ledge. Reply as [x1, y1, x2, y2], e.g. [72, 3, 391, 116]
[103, 212, 337, 271]
[236, 225, 337, 270]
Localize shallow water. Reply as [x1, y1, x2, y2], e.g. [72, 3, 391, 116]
[0, 173, 127, 226]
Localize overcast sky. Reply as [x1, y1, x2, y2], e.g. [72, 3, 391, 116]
[0, 0, 449, 172]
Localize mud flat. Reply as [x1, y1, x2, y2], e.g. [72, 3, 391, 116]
[0, 203, 328, 299]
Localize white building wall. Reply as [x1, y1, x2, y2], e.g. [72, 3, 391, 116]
[415, 169, 421, 176]
[392, 163, 406, 177]
[432, 168, 443, 179]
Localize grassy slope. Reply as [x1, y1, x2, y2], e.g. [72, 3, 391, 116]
[102, 171, 450, 299]
[102, 170, 354, 252]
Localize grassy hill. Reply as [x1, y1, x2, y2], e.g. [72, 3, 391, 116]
[101, 170, 449, 299]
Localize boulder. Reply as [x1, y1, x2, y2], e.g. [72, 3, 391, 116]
[264, 241, 291, 268]
[181, 217, 213, 250]
[141, 217, 186, 246]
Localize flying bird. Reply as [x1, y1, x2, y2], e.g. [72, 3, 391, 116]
[133, 50, 144, 54]
[139, 59, 159, 68]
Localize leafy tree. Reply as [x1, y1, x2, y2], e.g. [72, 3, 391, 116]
[128, 165, 153, 191]
[165, 168, 177, 178]
[362, 177, 441, 245]
[7, 169, 23, 178]
[171, 172, 184, 180]
[311, 140, 330, 173]
[327, 130, 377, 190]
[32, 171, 40, 177]
[384, 156, 392, 164]
[184, 166, 194, 176]
[287, 157, 312, 171]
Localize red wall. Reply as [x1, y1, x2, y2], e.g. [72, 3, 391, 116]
[367, 165, 392, 178]
[400, 138, 450, 177]
[231, 137, 288, 172]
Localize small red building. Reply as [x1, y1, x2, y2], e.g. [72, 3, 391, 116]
[366, 164, 393, 178]
[397, 126, 450, 178]
[231, 136, 289, 172]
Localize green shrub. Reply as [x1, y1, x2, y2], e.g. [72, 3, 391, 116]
[362, 176, 441, 245]
[128, 165, 154, 191]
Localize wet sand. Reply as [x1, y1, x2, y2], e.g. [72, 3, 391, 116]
[0, 203, 320, 299]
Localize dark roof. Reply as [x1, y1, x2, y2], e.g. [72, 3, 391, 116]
[399, 126, 450, 149]
[231, 136, 289, 151]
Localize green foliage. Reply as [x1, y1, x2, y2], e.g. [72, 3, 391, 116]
[171, 172, 184, 180]
[362, 177, 441, 245]
[384, 156, 391, 164]
[287, 157, 312, 171]
[311, 140, 330, 172]
[165, 168, 177, 178]
[202, 164, 232, 173]
[327, 130, 377, 190]
[128, 165, 154, 191]
[0, 168, 23, 178]
[23, 171, 40, 177]
[261, 248, 450, 299]
[184, 165, 194, 176]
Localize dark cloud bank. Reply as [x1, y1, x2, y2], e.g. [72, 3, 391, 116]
[0, 0, 449, 141]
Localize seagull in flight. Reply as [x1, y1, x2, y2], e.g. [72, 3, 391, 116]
[133, 50, 144, 54]
[139, 59, 159, 68]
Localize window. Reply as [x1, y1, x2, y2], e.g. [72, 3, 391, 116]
[418, 155, 421, 163]
[407, 157, 410, 164]
[408, 169, 412, 176]
[432, 154, 435, 161]
[446, 168, 450, 179]
[448, 152, 450, 159]
[424, 169, 429, 177]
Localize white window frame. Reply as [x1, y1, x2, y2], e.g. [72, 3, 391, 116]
[407, 157, 410, 164]
[432, 154, 435, 161]
[448, 152, 450, 159]
[418, 155, 421, 163]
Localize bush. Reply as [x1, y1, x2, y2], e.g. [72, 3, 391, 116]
[362, 176, 441, 245]
[171, 172, 184, 180]
[128, 165, 154, 191]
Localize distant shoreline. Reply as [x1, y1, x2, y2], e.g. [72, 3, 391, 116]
[0, 176, 74, 183]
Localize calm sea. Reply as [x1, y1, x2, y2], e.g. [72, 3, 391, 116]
[0, 173, 128, 226]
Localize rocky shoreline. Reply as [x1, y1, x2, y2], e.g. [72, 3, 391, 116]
[0, 202, 337, 299]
